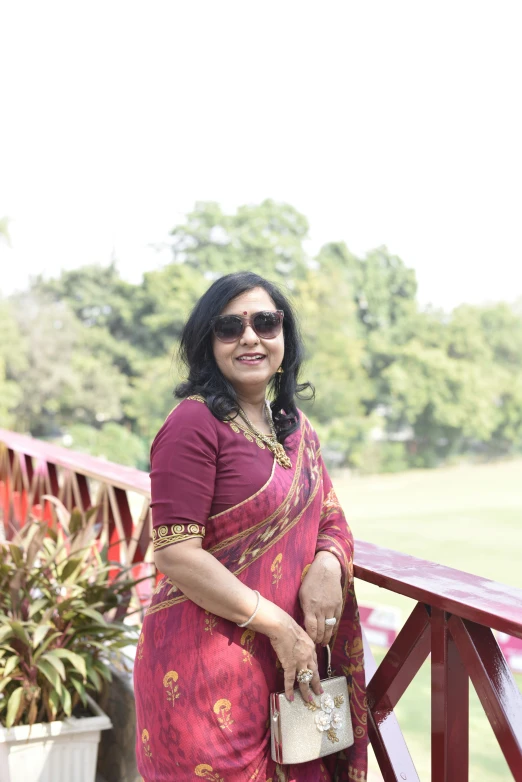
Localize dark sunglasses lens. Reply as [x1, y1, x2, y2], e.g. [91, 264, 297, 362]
[253, 311, 282, 338]
[213, 316, 243, 342]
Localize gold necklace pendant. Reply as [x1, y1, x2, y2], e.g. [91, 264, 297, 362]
[238, 403, 292, 470]
[272, 442, 292, 469]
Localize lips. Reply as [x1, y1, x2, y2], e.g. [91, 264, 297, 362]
[236, 354, 266, 363]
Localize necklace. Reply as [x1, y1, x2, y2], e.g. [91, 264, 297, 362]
[238, 401, 292, 470]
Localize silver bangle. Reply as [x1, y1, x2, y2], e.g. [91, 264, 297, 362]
[237, 590, 261, 628]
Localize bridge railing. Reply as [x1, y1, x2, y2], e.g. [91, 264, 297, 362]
[1, 429, 522, 781]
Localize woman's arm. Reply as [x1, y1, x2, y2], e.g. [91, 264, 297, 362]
[155, 539, 322, 703]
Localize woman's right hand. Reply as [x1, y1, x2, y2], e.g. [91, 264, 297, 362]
[256, 602, 321, 704]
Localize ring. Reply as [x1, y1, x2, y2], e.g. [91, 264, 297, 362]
[325, 618, 337, 627]
[296, 668, 313, 684]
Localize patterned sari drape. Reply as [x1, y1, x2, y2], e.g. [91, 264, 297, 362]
[135, 415, 367, 782]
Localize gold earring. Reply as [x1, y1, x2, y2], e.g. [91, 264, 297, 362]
[276, 367, 284, 374]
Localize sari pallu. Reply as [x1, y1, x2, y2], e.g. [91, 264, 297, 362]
[135, 415, 368, 782]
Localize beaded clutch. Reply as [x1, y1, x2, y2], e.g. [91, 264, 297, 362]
[270, 646, 354, 765]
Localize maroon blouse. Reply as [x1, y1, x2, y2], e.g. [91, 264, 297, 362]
[150, 398, 276, 550]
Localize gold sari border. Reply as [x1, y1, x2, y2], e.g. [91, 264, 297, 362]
[208, 420, 307, 549]
[208, 457, 277, 520]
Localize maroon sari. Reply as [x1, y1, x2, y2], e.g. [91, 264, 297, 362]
[134, 412, 368, 781]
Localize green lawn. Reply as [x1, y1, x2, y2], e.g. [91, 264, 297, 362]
[332, 459, 522, 781]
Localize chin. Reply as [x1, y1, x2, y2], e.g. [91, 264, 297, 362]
[233, 370, 271, 385]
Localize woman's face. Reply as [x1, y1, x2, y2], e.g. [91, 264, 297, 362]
[212, 287, 285, 396]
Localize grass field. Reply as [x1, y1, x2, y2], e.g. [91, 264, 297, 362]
[332, 459, 522, 781]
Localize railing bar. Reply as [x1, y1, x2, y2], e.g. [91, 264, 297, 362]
[431, 608, 469, 782]
[363, 628, 420, 782]
[354, 540, 522, 641]
[110, 487, 130, 566]
[128, 499, 152, 564]
[70, 472, 84, 513]
[75, 473, 92, 513]
[369, 602, 431, 713]
[448, 616, 522, 781]
[0, 428, 150, 496]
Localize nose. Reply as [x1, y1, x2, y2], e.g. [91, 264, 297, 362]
[240, 324, 259, 344]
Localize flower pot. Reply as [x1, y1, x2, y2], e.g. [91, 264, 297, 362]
[0, 697, 112, 782]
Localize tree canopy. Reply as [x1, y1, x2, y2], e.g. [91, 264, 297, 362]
[1, 200, 521, 472]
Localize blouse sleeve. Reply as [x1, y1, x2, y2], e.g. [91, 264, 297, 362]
[149, 400, 218, 553]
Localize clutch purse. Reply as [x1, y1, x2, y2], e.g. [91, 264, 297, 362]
[270, 645, 354, 765]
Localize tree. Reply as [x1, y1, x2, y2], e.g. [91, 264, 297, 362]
[7, 293, 130, 436]
[169, 200, 311, 282]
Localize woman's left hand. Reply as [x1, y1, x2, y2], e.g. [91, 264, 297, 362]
[299, 551, 343, 647]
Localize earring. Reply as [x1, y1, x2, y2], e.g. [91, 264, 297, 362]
[276, 367, 284, 374]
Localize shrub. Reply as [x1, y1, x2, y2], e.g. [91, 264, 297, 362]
[0, 502, 139, 727]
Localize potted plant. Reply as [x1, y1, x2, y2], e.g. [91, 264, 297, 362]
[0, 501, 139, 782]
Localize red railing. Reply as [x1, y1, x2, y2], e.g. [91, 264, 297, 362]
[0, 428, 154, 609]
[1, 429, 522, 781]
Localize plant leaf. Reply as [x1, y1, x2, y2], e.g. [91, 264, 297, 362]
[37, 659, 63, 694]
[28, 598, 49, 619]
[25, 523, 48, 569]
[60, 558, 83, 583]
[6, 687, 24, 728]
[33, 631, 62, 660]
[8, 544, 24, 569]
[36, 660, 62, 692]
[0, 625, 13, 644]
[69, 509, 83, 535]
[48, 688, 60, 719]
[41, 495, 70, 533]
[9, 621, 30, 647]
[60, 687, 72, 717]
[41, 650, 66, 680]
[3, 654, 20, 678]
[51, 648, 87, 679]
[32, 623, 51, 649]
[0, 676, 13, 693]
[77, 607, 107, 625]
[93, 660, 112, 682]
[86, 666, 102, 691]
[69, 676, 87, 707]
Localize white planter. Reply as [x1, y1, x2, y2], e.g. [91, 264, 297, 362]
[0, 697, 112, 782]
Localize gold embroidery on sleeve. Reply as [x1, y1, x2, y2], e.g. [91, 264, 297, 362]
[152, 523, 205, 551]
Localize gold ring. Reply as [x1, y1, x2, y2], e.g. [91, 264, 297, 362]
[296, 668, 313, 684]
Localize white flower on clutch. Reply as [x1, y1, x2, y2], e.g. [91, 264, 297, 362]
[320, 693, 335, 713]
[315, 711, 332, 731]
[330, 711, 343, 729]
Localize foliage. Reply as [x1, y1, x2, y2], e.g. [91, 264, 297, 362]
[62, 422, 149, 470]
[1, 200, 522, 472]
[0, 503, 138, 727]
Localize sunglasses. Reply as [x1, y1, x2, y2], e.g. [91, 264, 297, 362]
[210, 310, 284, 343]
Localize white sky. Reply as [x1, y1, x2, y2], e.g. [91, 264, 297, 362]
[1, 1, 521, 310]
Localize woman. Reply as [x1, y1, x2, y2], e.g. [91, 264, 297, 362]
[134, 272, 367, 781]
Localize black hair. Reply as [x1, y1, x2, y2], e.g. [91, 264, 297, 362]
[175, 271, 314, 444]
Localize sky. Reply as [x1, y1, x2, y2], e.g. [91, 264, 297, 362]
[1, 1, 521, 310]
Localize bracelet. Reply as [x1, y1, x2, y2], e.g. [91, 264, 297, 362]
[237, 590, 261, 628]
